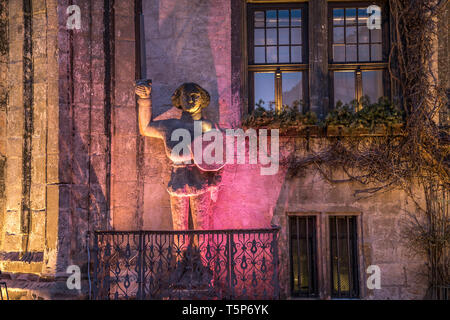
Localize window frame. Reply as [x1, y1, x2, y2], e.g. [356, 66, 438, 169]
[287, 211, 364, 300]
[247, 2, 309, 113]
[289, 215, 319, 298]
[328, 1, 391, 110]
[329, 215, 360, 299]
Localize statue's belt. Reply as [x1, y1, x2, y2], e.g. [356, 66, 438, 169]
[171, 163, 197, 168]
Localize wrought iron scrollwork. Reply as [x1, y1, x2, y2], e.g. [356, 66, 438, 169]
[92, 228, 280, 300]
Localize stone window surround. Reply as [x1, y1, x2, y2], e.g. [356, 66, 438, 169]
[285, 211, 365, 300]
[240, 0, 392, 120]
[247, 2, 309, 113]
[328, 1, 391, 110]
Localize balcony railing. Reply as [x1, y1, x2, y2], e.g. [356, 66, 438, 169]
[91, 228, 280, 300]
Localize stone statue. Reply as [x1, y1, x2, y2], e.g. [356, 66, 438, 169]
[135, 80, 222, 231]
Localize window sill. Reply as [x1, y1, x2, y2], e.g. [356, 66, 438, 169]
[242, 124, 404, 137]
[326, 124, 404, 137]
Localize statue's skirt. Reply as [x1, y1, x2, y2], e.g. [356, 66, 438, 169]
[167, 163, 222, 197]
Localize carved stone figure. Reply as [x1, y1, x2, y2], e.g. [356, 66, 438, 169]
[135, 80, 222, 231]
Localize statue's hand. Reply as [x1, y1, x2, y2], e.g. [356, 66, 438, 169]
[135, 83, 152, 99]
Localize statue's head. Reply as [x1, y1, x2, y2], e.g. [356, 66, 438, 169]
[171, 83, 210, 114]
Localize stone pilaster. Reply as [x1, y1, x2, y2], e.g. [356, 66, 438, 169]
[111, 0, 139, 230]
[3, 0, 25, 254]
[308, 0, 329, 119]
[0, 0, 8, 252]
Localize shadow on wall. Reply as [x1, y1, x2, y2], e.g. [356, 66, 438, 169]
[140, 0, 288, 231]
[140, 0, 231, 229]
[56, 106, 109, 278]
[143, 0, 222, 123]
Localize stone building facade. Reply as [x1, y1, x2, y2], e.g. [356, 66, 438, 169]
[0, 0, 447, 299]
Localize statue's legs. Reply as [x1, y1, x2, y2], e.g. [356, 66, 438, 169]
[189, 191, 212, 230]
[170, 193, 215, 281]
[190, 192, 219, 286]
[189, 191, 211, 256]
[169, 195, 190, 262]
[170, 195, 189, 230]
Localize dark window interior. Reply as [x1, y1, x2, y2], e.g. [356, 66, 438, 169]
[329, 216, 360, 298]
[289, 216, 318, 297]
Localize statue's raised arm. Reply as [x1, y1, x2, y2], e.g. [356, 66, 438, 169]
[135, 79, 163, 138]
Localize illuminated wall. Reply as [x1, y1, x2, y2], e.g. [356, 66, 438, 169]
[0, 0, 443, 300]
[0, 0, 59, 279]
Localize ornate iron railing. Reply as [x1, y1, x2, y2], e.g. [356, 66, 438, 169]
[91, 228, 280, 300]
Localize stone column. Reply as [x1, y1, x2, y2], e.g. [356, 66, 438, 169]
[308, 0, 329, 119]
[111, 0, 141, 230]
[3, 0, 25, 255]
[0, 0, 59, 277]
[0, 0, 8, 253]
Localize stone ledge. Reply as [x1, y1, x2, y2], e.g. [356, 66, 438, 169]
[0, 260, 43, 274]
[0, 272, 88, 300]
[0, 251, 44, 263]
[243, 125, 405, 138]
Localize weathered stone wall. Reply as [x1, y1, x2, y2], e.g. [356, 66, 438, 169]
[0, 0, 112, 298]
[110, 0, 141, 230]
[270, 141, 429, 299]
[0, 0, 68, 298]
[136, 0, 431, 300]
[0, 0, 8, 253]
[55, 0, 109, 275]
[0, 0, 437, 300]
[0, 0, 58, 275]
[138, 0, 237, 230]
